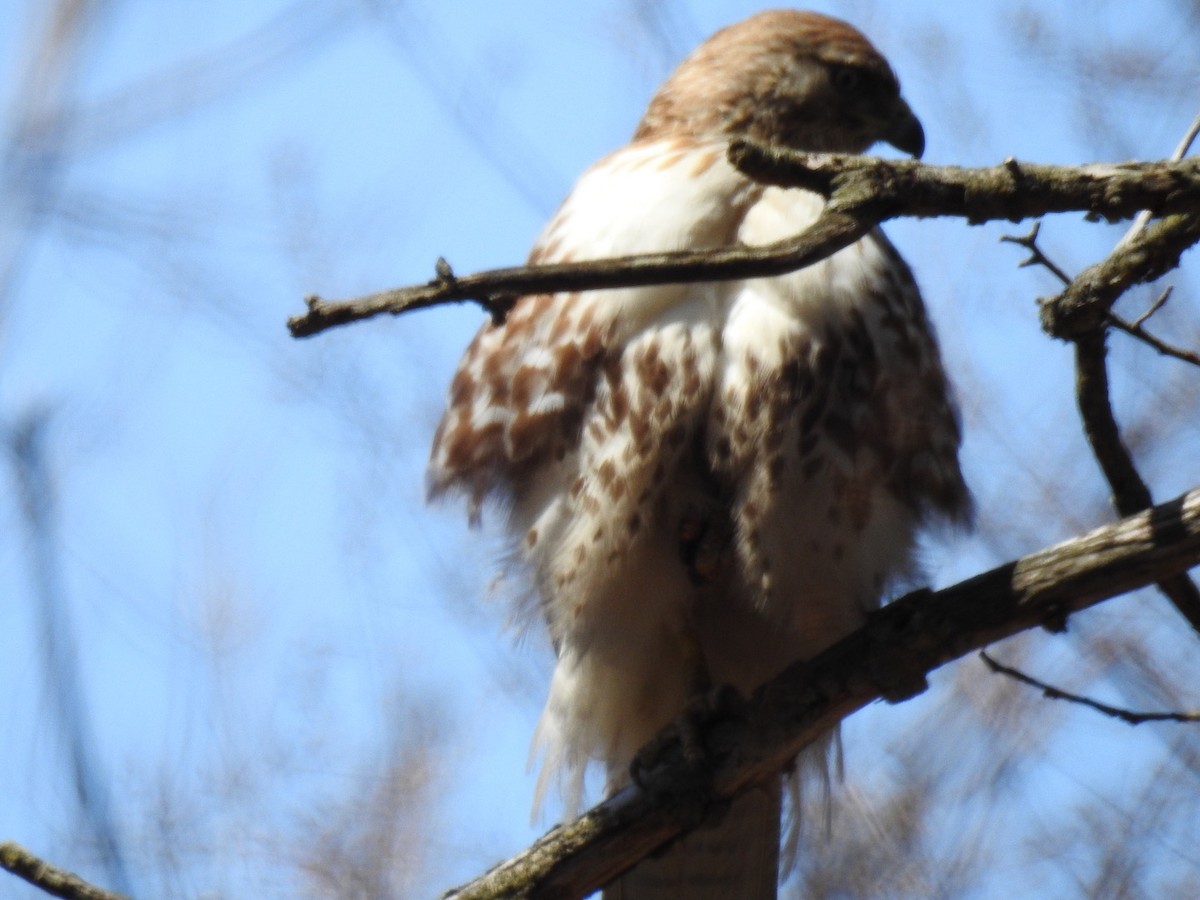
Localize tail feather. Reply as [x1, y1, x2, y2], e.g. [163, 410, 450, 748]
[603, 779, 781, 900]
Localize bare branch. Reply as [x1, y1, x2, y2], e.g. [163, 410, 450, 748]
[442, 486, 1200, 900]
[727, 147, 1200, 223]
[290, 208, 867, 336]
[1072, 332, 1154, 513]
[1000, 221, 1072, 285]
[289, 153, 1200, 339]
[1130, 285, 1172, 328]
[1115, 108, 1200, 249]
[1041, 212, 1200, 340]
[1023, 142, 1200, 632]
[0, 842, 128, 900]
[1073, 335, 1200, 636]
[1072, 329, 1200, 633]
[979, 651, 1200, 725]
[1107, 308, 1200, 368]
[1168, 110, 1200, 161]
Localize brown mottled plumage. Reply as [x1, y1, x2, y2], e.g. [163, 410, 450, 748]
[429, 10, 969, 899]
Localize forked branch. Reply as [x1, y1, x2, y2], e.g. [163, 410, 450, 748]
[289, 151, 1200, 338]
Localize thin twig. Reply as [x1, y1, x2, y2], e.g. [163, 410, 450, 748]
[979, 651, 1200, 725]
[1107, 310, 1200, 368]
[1130, 285, 1172, 328]
[1000, 221, 1072, 285]
[0, 842, 129, 900]
[1169, 110, 1200, 161]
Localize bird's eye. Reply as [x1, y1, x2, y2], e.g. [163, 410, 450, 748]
[831, 66, 861, 93]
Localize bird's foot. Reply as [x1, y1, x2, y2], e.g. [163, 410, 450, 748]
[629, 683, 751, 829]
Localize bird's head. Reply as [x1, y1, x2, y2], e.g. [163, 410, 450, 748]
[634, 10, 924, 158]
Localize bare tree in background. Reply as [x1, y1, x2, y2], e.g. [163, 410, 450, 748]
[3, 2, 1200, 899]
[2, 1, 451, 897]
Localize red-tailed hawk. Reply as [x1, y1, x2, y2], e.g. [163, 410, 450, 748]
[429, 10, 969, 898]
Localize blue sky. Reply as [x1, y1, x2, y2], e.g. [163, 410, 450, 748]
[2, 1, 1199, 897]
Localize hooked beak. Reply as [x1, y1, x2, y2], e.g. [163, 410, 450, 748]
[882, 97, 925, 159]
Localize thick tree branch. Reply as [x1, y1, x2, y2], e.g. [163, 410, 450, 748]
[288, 153, 1200, 339]
[728, 145, 1200, 223]
[0, 842, 128, 900]
[442, 486, 1200, 900]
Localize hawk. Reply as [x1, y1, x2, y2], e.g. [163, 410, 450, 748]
[429, 10, 969, 898]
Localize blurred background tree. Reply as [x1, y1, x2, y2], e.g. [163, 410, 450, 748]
[1, 1, 1198, 897]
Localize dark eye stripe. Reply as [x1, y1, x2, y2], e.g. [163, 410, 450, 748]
[830, 62, 897, 98]
[832, 66, 860, 91]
